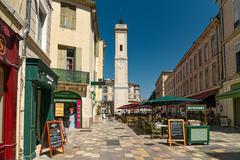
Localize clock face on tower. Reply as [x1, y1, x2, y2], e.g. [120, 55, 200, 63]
[119, 61, 124, 68]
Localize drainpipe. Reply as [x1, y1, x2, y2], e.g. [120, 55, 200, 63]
[17, 0, 32, 159]
[217, 0, 226, 85]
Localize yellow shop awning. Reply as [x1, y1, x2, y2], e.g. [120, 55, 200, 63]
[216, 88, 240, 100]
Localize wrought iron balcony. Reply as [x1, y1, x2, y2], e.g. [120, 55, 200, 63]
[52, 68, 89, 84]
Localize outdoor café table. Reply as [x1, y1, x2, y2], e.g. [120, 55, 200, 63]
[154, 123, 168, 141]
[159, 124, 168, 140]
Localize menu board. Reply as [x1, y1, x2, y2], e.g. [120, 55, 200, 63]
[48, 122, 63, 149]
[40, 121, 65, 158]
[168, 119, 186, 146]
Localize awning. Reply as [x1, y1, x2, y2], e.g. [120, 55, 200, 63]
[216, 88, 240, 100]
[118, 102, 140, 109]
[187, 88, 218, 100]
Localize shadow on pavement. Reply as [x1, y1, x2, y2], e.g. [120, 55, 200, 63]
[127, 125, 146, 135]
[210, 126, 240, 134]
[206, 152, 240, 160]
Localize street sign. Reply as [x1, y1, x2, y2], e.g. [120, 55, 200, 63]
[91, 81, 105, 85]
[186, 105, 206, 111]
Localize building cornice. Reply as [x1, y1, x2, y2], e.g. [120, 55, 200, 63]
[222, 27, 240, 45]
[27, 36, 51, 66]
[53, 0, 96, 8]
[0, 0, 24, 31]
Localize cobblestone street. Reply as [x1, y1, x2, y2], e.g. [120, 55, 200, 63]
[37, 119, 240, 160]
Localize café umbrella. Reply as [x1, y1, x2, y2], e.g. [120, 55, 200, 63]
[142, 96, 201, 120]
[142, 96, 201, 106]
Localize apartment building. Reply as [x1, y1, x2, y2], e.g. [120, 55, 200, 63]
[0, 0, 59, 159]
[155, 71, 172, 98]
[164, 16, 222, 110]
[0, 1, 23, 159]
[49, 0, 104, 129]
[216, 0, 240, 127]
[164, 73, 175, 96]
[102, 79, 141, 114]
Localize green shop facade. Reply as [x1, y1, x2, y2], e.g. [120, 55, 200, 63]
[216, 82, 240, 127]
[24, 58, 58, 160]
[53, 91, 83, 129]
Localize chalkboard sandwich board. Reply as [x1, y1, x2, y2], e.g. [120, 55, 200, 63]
[60, 120, 68, 143]
[168, 119, 186, 146]
[40, 121, 64, 158]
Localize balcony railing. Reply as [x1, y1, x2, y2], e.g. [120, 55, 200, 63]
[52, 68, 89, 84]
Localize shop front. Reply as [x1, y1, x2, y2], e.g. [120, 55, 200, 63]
[24, 58, 58, 160]
[216, 82, 240, 127]
[54, 91, 82, 129]
[0, 18, 20, 160]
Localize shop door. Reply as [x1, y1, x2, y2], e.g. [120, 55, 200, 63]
[234, 98, 240, 127]
[35, 90, 42, 145]
[64, 102, 77, 128]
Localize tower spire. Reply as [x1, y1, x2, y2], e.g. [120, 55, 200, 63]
[118, 17, 124, 24]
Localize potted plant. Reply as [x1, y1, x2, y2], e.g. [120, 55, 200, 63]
[95, 103, 102, 123]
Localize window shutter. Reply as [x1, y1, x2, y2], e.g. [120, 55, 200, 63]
[236, 43, 240, 53]
[75, 47, 82, 71]
[71, 6, 76, 29]
[236, 43, 240, 73]
[58, 46, 67, 69]
[60, 3, 67, 27]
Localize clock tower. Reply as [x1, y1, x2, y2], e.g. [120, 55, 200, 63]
[114, 19, 128, 112]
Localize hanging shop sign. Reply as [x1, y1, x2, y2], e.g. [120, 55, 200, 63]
[168, 119, 186, 146]
[77, 99, 81, 128]
[55, 103, 64, 117]
[40, 121, 65, 158]
[0, 34, 5, 56]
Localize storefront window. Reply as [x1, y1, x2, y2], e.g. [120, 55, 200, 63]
[0, 66, 4, 143]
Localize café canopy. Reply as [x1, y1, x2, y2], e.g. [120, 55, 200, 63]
[142, 96, 201, 106]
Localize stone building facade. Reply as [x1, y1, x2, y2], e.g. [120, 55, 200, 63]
[163, 17, 222, 111]
[155, 71, 172, 98]
[164, 73, 175, 96]
[0, 0, 59, 159]
[103, 79, 140, 114]
[49, 0, 104, 129]
[216, 0, 240, 127]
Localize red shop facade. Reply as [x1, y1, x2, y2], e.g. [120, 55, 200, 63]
[0, 18, 20, 160]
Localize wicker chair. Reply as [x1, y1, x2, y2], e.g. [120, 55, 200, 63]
[151, 123, 162, 139]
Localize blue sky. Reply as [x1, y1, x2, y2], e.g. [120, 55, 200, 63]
[96, 0, 218, 99]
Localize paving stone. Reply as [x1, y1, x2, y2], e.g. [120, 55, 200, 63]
[34, 119, 240, 160]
